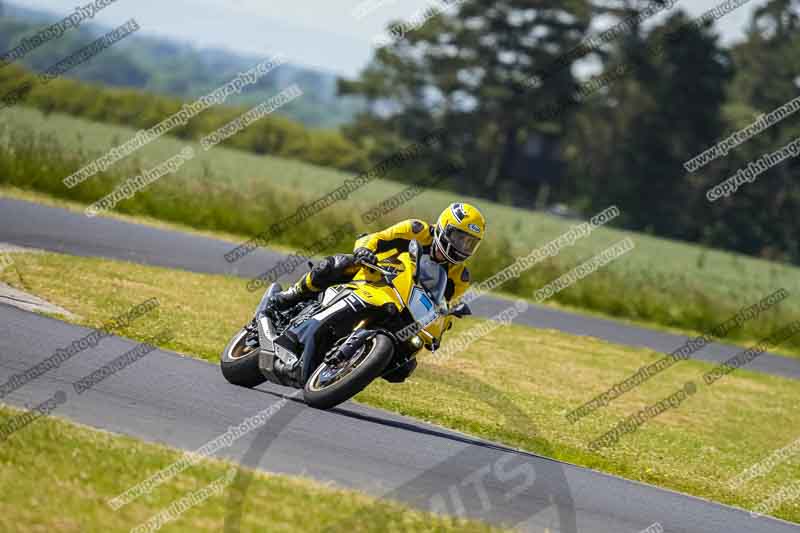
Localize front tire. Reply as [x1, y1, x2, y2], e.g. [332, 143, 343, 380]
[303, 333, 394, 410]
[220, 328, 267, 388]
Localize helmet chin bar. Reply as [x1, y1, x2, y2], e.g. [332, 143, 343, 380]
[430, 243, 447, 264]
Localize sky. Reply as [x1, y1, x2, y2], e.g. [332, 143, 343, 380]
[10, 0, 768, 77]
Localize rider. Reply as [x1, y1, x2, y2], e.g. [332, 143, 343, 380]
[267, 202, 486, 315]
[265, 203, 485, 384]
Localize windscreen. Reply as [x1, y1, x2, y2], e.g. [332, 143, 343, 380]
[417, 254, 448, 309]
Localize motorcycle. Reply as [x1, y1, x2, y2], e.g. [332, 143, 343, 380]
[220, 240, 471, 409]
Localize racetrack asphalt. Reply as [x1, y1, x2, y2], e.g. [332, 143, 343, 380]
[1, 304, 797, 532]
[1, 197, 798, 382]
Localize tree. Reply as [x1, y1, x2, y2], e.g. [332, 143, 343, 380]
[340, 0, 594, 204]
[568, 9, 733, 240]
[703, 0, 800, 261]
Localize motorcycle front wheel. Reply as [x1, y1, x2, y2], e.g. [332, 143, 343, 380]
[303, 333, 394, 410]
[220, 327, 267, 388]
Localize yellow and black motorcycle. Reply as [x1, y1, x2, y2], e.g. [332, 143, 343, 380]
[220, 240, 471, 409]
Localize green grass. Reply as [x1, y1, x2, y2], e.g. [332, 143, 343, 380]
[0, 405, 501, 533]
[2, 106, 800, 353]
[2, 250, 799, 524]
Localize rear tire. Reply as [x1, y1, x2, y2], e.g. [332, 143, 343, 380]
[220, 328, 267, 388]
[303, 333, 394, 410]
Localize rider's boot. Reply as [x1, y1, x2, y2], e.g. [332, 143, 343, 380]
[266, 276, 316, 313]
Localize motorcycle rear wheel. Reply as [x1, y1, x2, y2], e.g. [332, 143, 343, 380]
[303, 333, 394, 410]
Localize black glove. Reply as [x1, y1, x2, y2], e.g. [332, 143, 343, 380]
[354, 247, 378, 265]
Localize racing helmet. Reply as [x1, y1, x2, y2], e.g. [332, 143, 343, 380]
[433, 202, 486, 263]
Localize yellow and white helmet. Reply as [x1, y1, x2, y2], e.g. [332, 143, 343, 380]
[433, 202, 486, 263]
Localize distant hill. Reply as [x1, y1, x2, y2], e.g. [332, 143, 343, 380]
[0, 2, 363, 128]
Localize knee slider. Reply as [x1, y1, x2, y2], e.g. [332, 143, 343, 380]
[309, 256, 336, 284]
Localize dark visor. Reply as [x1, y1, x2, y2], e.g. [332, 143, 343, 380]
[445, 226, 480, 255]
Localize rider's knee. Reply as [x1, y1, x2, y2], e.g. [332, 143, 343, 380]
[382, 358, 417, 383]
[309, 254, 355, 286]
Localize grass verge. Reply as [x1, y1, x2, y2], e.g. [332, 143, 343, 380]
[0, 405, 500, 532]
[1, 251, 799, 524]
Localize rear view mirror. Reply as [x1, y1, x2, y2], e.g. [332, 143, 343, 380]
[408, 239, 421, 262]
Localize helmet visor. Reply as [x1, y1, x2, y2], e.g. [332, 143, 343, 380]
[445, 225, 481, 257]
